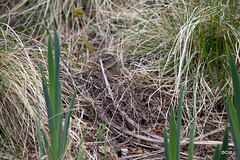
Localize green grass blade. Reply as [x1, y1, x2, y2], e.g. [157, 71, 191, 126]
[169, 106, 177, 160]
[53, 28, 61, 115]
[164, 125, 170, 160]
[80, 37, 94, 53]
[0, 80, 2, 91]
[36, 122, 44, 157]
[53, 29, 61, 157]
[62, 90, 76, 149]
[213, 145, 220, 160]
[176, 88, 184, 160]
[238, 136, 240, 159]
[227, 44, 240, 157]
[217, 83, 238, 158]
[226, 93, 239, 142]
[200, 26, 208, 60]
[76, 130, 86, 160]
[216, 44, 239, 158]
[40, 128, 49, 150]
[58, 117, 64, 158]
[58, 84, 63, 156]
[36, 103, 45, 157]
[188, 119, 195, 160]
[227, 45, 240, 132]
[76, 149, 85, 160]
[40, 63, 56, 158]
[40, 29, 76, 159]
[220, 126, 229, 160]
[47, 35, 55, 108]
[40, 64, 54, 133]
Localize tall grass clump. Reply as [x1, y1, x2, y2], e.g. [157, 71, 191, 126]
[113, 0, 239, 98]
[0, 0, 102, 41]
[162, 1, 238, 158]
[120, 1, 239, 85]
[158, 0, 240, 94]
[115, 0, 240, 139]
[0, 0, 119, 159]
[0, 23, 45, 158]
[38, 29, 77, 159]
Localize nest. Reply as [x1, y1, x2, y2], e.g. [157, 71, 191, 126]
[60, 55, 175, 159]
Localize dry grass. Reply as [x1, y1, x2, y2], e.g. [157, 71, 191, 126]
[0, 22, 46, 159]
[0, 0, 238, 159]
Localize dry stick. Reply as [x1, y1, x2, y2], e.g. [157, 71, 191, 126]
[99, 58, 115, 102]
[98, 58, 117, 129]
[111, 123, 234, 147]
[119, 149, 204, 160]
